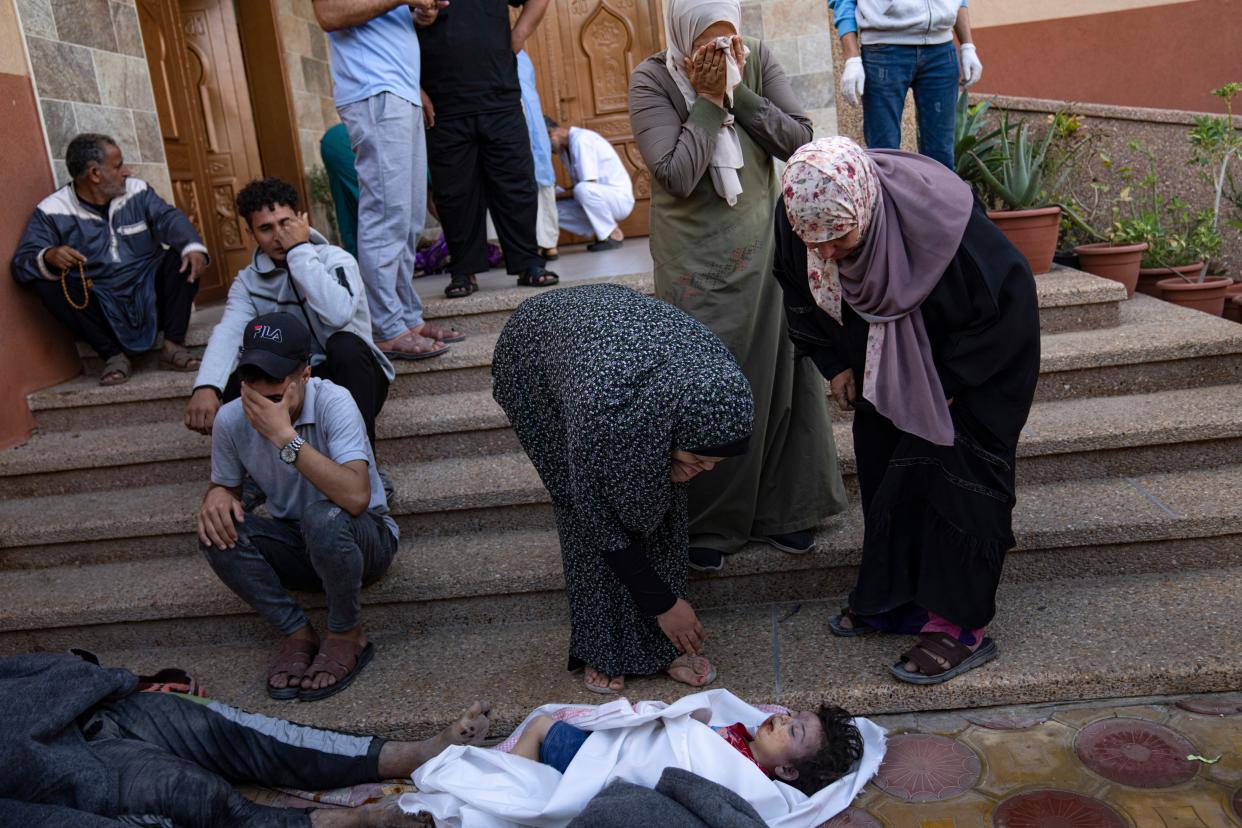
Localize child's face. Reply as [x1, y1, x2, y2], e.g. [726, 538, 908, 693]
[750, 711, 824, 781]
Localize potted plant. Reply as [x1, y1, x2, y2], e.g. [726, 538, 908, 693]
[967, 111, 1085, 275]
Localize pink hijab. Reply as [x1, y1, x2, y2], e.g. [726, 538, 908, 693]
[781, 137, 974, 446]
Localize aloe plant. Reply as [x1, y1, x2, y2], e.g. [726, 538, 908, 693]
[953, 91, 1005, 190]
[969, 112, 1085, 211]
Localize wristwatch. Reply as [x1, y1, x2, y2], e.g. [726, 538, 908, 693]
[280, 434, 305, 465]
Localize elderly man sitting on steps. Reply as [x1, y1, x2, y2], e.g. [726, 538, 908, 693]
[10, 133, 208, 385]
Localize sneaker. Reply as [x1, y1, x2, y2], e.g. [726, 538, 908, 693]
[688, 547, 725, 572]
[755, 530, 816, 555]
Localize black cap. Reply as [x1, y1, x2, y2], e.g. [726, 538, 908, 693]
[237, 312, 311, 380]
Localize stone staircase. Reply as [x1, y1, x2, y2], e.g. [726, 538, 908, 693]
[2, 261, 1241, 740]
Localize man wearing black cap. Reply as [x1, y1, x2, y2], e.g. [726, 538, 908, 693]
[196, 312, 397, 701]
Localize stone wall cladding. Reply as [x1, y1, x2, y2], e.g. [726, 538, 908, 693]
[15, 0, 173, 200]
[742, 0, 838, 139]
[277, 0, 337, 174]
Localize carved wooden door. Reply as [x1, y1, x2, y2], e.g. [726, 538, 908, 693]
[524, 0, 665, 238]
[137, 0, 263, 302]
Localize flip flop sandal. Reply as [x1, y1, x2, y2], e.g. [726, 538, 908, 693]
[267, 637, 318, 700]
[828, 606, 877, 638]
[99, 353, 131, 386]
[299, 639, 375, 701]
[379, 335, 450, 361]
[667, 655, 717, 688]
[159, 346, 201, 372]
[889, 634, 997, 686]
[444, 274, 477, 298]
[418, 322, 467, 344]
[583, 671, 624, 696]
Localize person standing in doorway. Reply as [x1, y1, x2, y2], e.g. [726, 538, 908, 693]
[830, 0, 982, 169]
[417, 0, 559, 298]
[313, 0, 464, 360]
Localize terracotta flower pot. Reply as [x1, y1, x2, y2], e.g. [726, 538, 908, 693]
[987, 206, 1061, 275]
[1137, 262, 1205, 297]
[1073, 242, 1149, 299]
[1156, 275, 1232, 316]
[1223, 282, 1242, 323]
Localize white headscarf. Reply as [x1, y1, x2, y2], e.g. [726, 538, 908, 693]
[663, 0, 750, 206]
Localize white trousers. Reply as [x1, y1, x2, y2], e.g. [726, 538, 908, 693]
[535, 185, 559, 249]
[557, 181, 634, 241]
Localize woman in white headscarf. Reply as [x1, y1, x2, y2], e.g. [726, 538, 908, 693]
[628, 0, 847, 573]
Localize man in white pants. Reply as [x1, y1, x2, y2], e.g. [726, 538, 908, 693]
[547, 118, 635, 252]
[314, 0, 463, 361]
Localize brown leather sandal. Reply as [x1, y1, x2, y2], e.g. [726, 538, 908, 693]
[268, 637, 317, 700]
[890, 633, 998, 685]
[299, 638, 375, 701]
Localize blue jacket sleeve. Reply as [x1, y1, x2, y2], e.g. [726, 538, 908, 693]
[142, 188, 208, 259]
[827, 0, 857, 36]
[10, 209, 60, 283]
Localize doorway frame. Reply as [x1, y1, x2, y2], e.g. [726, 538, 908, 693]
[234, 0, 309, 211]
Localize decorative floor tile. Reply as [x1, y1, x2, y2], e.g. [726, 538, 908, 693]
[873, 734, 981, 803]
[1165, 712, 1242, 787]
[1075, 718, 1198, 788]
[960, 721, 1080, 798]
[868, 789, 994, 827]
[964, 710, 1048, 730]
[992, 789, 1127, 828]
[821, 807, 883, 827]
[1106, 786, 1238, 827]
[1175, 698, 1242, 716]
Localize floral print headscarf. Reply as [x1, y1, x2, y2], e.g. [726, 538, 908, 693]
[781, 136, 880, 323]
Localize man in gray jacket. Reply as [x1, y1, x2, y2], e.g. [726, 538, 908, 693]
[184, 178, 393, 448]
[829, 0, 982, 169]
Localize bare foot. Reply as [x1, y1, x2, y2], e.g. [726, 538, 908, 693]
[310, 795, 432, 827]
[376, 331, 446, 358]
[609, 228, 624, 242]
[378, 701, 493, 777]
[666, 654, 715, 688]
[585, 666, 624, 693]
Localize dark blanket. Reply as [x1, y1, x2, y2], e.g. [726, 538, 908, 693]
[0, 652, 137, 823]
[568, 767, 768, 828]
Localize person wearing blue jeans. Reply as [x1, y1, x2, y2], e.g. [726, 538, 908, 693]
[828, 0, 983, 169]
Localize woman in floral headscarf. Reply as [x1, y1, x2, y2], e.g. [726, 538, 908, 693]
[627, 0, 847, 573]
[774, 136, 1040, 685]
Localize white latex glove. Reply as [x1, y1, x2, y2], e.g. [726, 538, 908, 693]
[959, 43, 982, 87]
[840, 56, 865, 107]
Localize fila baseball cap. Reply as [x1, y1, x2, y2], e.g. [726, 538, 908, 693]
[237, 312, 312, 380]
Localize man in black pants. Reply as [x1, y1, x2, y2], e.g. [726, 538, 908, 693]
[0, 651, 490, 827]
[10, 133, 208, 385]
[416, 0, 559, 298]
[184, 178, 394, 450]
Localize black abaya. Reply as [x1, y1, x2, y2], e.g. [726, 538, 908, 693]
[772, 201, 1041, 629]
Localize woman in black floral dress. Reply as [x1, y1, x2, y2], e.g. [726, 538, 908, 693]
[492, 284, 754, 694]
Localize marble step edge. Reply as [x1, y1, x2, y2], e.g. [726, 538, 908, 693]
[3, 461, 1242, 631]
[39, 269, 1150, 414]
[6, 383, 1242, 483]
[37, 566, 1242, 739]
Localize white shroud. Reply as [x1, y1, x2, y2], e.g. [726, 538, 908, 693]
[399, 689, 886, 827]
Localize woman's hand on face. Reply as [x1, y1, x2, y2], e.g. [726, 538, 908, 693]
[729, 35, 746, 77]
[657, 598, 706, 655]
[683, 43, 727, 108]
[830, 368, 856, 412]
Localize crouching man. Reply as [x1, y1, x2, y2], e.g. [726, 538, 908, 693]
[197, 312, 397, 701]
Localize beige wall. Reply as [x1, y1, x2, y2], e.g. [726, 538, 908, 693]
[14, 0, 172, 199]
[744, 0, 838, 137]
[969, 0, 1196, 28]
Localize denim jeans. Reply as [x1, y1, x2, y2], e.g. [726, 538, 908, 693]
[861, 41, 959, 169]
[202, 502, 397, 635]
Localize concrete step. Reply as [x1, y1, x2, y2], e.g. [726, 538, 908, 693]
[4, 380, 1242, 501]
[2, 462, 1240, 652]
[42, 566, 1242, 740]
[32, 269, 1134, 432]
[7, 417, 1242, 566]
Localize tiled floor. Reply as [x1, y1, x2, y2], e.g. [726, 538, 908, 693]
[835, 692, 1242, 827]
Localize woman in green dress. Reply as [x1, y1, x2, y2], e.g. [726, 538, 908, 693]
[629, 0, 846, 571]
